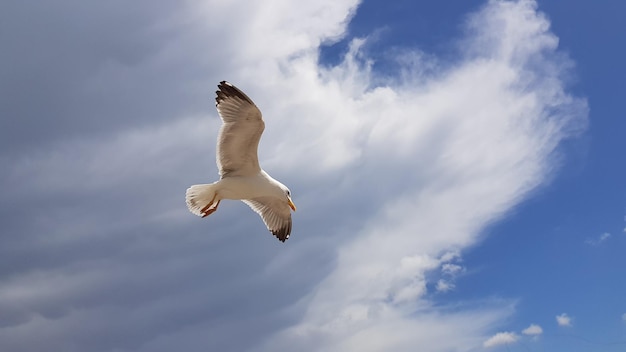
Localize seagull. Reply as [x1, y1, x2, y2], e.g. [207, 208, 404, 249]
[185, 81, 296, 242]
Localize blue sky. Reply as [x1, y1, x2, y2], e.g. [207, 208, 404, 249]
[0, 1, 624, 351]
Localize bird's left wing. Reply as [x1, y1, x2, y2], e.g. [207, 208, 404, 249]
[215, 81, 265, 177]
[242, 197, 293, 242]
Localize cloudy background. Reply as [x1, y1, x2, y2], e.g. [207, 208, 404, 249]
[1, 0, 624, 351]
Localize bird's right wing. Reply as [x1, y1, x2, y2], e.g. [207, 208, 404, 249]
[242, 197, 292, 242]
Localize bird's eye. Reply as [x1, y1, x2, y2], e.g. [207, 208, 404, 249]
[287, 190, 291, 196]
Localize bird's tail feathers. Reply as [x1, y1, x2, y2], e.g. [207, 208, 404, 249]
[186, 183, 219, 217]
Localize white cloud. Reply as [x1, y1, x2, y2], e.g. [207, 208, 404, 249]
[622, 313, 626, 321]
[441, 263, 465, 276]
[522, 323, 543, 335]
[257, 0, 586, 349]
[585, 232, 611, 246]
[556, 313, 573, 327]
[483, 332, 519, 348]
[436, 279, 455, 292]
[436, 261, 463, 292]
[0, 0, 587, 351]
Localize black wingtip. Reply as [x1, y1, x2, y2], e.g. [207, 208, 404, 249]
[272, 226, 291, 243]
[272, 229, 290, 243]
[215, 81, 255, 106]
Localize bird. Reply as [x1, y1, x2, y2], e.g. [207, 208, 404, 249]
[185, 81, 296, 242]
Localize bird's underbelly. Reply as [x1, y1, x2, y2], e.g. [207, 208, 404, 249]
[216, 175, 273, 200]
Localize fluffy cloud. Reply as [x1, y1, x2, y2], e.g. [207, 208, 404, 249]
[436, 279, 455, 292]
[522, 323, 543, 335]
[483, 332, 519, 348]
[436, 261, 463, 292]
[0, 0, 586, 351]
[441, 263, 465, 276]
[556, 313, 573, 327]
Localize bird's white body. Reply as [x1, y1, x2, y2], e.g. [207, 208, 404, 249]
[220, 171, 285, 199]
[192, 171, 284, 201]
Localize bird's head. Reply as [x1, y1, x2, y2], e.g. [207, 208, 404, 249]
[276, 182, 296, 212]
[285, 188, 296, 212]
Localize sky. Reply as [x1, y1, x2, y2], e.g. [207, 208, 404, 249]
[0, 0, 624, 351]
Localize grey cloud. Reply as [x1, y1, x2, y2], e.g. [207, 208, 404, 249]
[0, 0, 229, 155]
[0, 116, 341, 351]
[0, 206, 336, 351]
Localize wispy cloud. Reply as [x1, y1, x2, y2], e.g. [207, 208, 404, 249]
[522, 323, 543, 336]
[556, 313, 573, 327]
[484, 332, 519, 348]
[259, 0, 587, 347]
[585, 232, 611, 246]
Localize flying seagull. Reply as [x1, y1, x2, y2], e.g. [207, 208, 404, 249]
[186, 81, 296, 242]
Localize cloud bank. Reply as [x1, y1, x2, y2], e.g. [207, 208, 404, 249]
[0, 0, 587, 351]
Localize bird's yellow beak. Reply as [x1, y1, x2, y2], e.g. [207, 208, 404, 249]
[288, 196, 297, 211]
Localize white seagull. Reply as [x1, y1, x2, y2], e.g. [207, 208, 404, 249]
[186, 81, 297, 242]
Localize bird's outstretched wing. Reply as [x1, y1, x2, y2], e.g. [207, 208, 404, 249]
[215, 81, 264, 177]
[242, 197, 293, 242]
